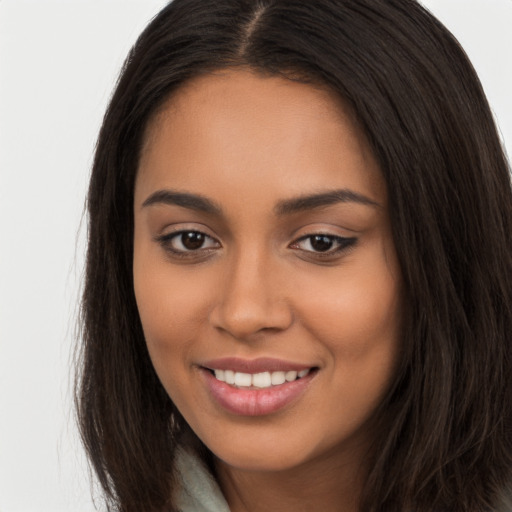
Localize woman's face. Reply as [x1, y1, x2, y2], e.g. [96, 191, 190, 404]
[133, 70, 402, 473]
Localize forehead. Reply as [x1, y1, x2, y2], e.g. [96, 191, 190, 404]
[143, 69, 361, 156]
[149, 68, 348, 122]
[136, 69, 385, 209]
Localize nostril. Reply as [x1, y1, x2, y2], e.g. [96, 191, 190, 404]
[209, 297, 294, 340]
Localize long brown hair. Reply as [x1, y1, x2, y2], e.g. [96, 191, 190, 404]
[76, 1, 512, 510]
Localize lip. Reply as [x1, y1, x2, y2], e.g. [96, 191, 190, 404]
[201, 357, 312, 374]
[200, 360, 317, 416]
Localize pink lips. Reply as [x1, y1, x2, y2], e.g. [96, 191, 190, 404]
[200, 357, 316, 416]
[202, 357, 311, 374]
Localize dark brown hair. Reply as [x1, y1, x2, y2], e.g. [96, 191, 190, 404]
[77, 1, 512, 510]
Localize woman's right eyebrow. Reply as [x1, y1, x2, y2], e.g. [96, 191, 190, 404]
[141, 189, 222, 214]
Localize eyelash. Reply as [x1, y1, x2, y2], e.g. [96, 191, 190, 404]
[156, 230, 357, 260]
[156, 230, 220, 259]
[290, 234, 357, 258]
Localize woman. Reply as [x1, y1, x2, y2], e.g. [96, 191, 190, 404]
[76, 1, 512, 511]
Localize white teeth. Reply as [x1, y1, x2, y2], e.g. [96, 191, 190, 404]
[285, 370, 298, 382]
[271, 371, 286, 385]
[224, 370, 235, 385]
[252, 372, 272, 388]
[211, 368, 311, 388]
[234, 372, 252, 387]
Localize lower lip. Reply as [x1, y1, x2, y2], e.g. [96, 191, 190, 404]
[202, 369, 315, 416]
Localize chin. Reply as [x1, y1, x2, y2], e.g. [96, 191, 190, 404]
[215, 446, 307, 473]
[201, 425, 327, 474]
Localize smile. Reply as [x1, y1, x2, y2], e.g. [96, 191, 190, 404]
[210, 368, 311, 389]
[200, 359, 318, 416]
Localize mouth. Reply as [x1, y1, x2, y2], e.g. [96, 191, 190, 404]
[204, 367, 314, 389]
[199, 358, 318, 416]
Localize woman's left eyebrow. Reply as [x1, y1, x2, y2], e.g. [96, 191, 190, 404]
[274, 189, 381, 215]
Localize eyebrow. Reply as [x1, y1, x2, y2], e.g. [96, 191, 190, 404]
[274, 189, 380, 215]
[142, 190, 222, 214]
[141, 188, 380, 215]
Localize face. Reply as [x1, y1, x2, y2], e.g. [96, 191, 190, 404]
[133, 70, 401, 474]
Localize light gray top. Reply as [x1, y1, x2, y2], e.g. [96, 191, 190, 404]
[176, 448, 231, 512]
[175, 448, 512, 512]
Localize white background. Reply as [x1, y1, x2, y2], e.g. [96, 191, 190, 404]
[0, 1, 511, 511]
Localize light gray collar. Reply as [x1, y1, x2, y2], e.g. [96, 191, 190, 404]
[176, 448, 231, 512]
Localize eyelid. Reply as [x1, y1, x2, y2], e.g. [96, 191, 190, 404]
[289, 233, 358, 257]
[155, 225, 222, 259]
[154, 223, 356, 260]
[169, 231, 219, 249]
[155, 222, 219, 242]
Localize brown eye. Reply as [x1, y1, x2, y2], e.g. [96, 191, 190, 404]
[310, 235, 335, 252]
[291, 234, 357, 255]
[180, 231, 207, 250]
[158, 230, 220, 255]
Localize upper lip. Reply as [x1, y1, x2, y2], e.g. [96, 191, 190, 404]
[201, 357, 314, 374]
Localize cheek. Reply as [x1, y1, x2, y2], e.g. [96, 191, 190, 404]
[303, 270, 400, 428]
[299, 264, 401, 356]
[133, 248, 211, 380]
[295, 250, 402, 427]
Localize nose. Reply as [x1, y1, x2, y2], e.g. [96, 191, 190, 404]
[209, 249, 293, 340]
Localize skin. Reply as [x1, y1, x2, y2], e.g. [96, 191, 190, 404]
[133, 69, 402, 512]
